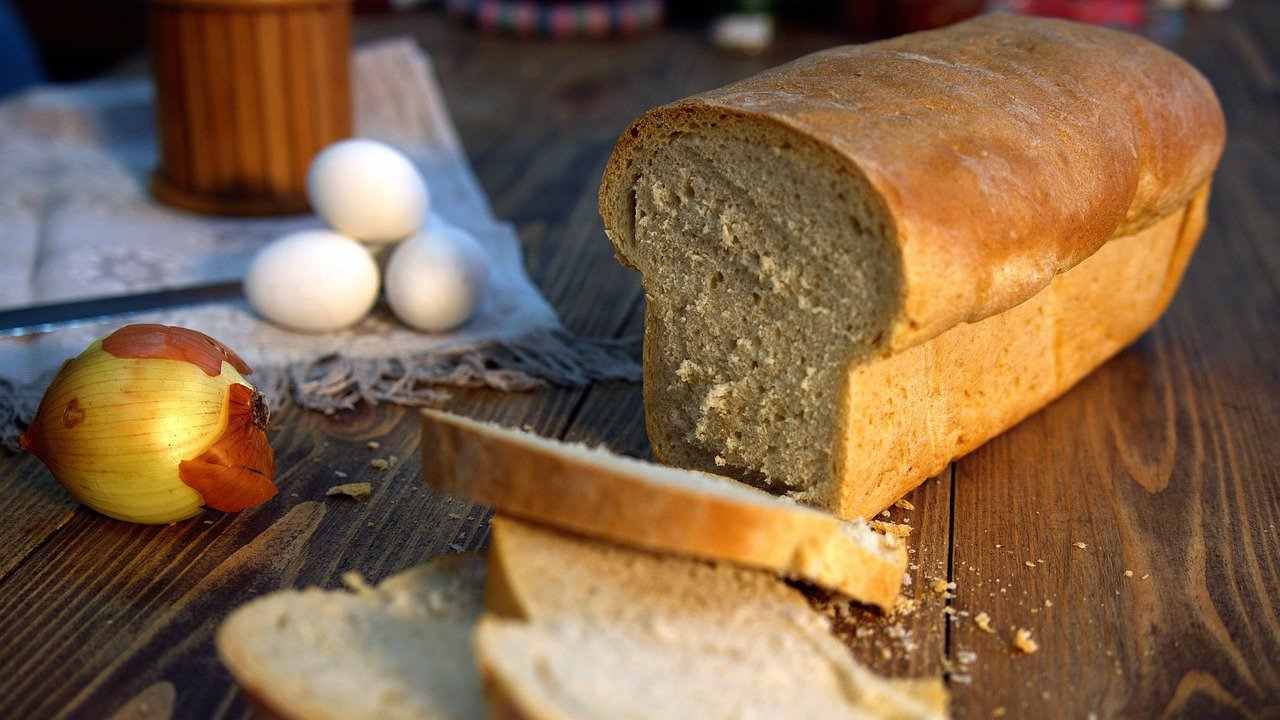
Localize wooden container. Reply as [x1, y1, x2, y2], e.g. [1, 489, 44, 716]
[148, 0, 352, 216]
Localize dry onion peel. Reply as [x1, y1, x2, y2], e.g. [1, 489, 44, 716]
[20, 324, 277, 524]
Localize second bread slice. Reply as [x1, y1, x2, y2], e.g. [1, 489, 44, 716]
[478, 517, 947, 719]
[420, 409, 906, 611]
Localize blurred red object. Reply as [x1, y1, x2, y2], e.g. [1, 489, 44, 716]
[898, 0, 985, 31]
[446, 0, 663, 38]
[844, 0, 983, 36]
[997, 0, 1146, 27]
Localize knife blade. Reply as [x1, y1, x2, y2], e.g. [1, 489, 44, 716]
[0, 281, 244, 337]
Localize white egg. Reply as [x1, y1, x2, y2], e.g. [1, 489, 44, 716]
[384, 225, 490, 333]
[245, 230, 380, 332]
[307, 139, 429, 244]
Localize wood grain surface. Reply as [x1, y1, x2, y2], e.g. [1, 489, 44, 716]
[1, 5, 1278, 719]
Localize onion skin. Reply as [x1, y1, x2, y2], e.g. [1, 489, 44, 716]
[178, 384, 276, 512]
[20, 325, 277, 524]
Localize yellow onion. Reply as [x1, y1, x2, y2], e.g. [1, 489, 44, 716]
[20, 324, 276, 524]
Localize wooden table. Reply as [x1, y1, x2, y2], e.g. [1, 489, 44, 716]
[1, 6, 1278, 719]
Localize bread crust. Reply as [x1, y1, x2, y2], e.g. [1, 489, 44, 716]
[599, 13, 1224, 351]
[418, 409, 907, 610]
[832, 184, 1208, 516]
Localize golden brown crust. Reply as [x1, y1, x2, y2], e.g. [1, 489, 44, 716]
[418, 409, 906, 610]
[600, 13, 1224, 350]
[831, 184, 1209, 517]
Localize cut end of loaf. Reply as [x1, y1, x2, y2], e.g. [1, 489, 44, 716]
[601, 107, 903, 507]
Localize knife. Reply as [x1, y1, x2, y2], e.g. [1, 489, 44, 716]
[0, 282, 244, 337]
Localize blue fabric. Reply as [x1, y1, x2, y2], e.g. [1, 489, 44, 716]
[0, 0, 43, 98]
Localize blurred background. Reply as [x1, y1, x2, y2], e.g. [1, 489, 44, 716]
[0, 0, 1235, 98]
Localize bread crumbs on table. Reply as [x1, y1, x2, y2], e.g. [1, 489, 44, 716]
[366, 441, 380, 450]
[1074, 541, 1088, 549]
[1024, 560, 1036, 568]
[871, 520, 912, 538]
[341, 570, 375, 595]
[894, 498, 915, 511]
[327, 482, 372, 500]
[974, 612, 994, 633]
[992, 708, 1007, 718]
[1013, 628, 1039, 654]
[1141, 573, 1151, 580]
[334, 470, 348, 478]
[1124, 569, 1134, 578]
[370, 458, 390, 470]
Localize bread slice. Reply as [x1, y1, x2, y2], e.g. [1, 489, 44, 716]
[419, 408, 906, 611]
[597, 14, 1224, 518]
[477, 516, 948, 719]
[216, 555, 487, 720]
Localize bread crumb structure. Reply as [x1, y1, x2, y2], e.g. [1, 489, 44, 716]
[1013, 628, 1039, 654]
[974, 612, 994, 633]
[326, 482, 372, 500]
[217, 556, 490, 720]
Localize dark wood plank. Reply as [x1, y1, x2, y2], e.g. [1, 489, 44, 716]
[0, 453, 76, 579]
[947, 130, 1280, 720]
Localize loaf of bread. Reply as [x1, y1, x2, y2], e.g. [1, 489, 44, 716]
[419, 408, 907, 610]
[479, 516, 949, 720]
[598, 13, 1225, 518]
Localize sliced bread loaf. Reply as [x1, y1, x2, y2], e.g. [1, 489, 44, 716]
[477, 516, 948, 719]
[216, 554, 488, 720]
[597, 14, 1224, 517]
[420, 408, 906, 611]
